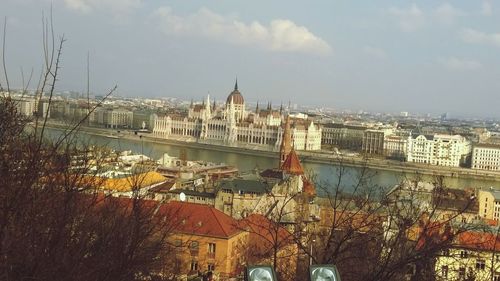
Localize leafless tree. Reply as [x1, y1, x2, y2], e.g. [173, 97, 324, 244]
[0, 13, 178, 281]
[300, 156, 479, 281]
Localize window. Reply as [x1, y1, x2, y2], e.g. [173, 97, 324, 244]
[208, 243, 216, 253]
[441, 266, 448, 278]
[494, 274, 500, 281]
[190, 260, 198, 271]
[208, 263, 215, 271]
[190, 241, 199, 250]
[460, 250, 468, 258]
[476, 259, 486, 270]
[174, 239, 182, 247]
[459, 267, 465, 278]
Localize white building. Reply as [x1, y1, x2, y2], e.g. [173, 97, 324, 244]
[406, 134, 471, 167]
[95, 108, 133, 128]
[152, 81, 322, 151]
[472, 144, 500, 171]
[15, 98, 36, 116]
[384, 134, 410, 160]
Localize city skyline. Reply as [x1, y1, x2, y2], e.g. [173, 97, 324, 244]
[1, 0, 500, 118]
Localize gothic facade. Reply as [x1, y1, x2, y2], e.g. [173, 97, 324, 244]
[152, 81, 322, 151]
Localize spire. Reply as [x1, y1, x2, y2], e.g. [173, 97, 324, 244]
[279, 114, 292, 168]
[190, 99, 193, 108]
[280, 103, 283, 114]
[234, 77, 238, 91]
[256, 101, 259, 113]
[205, 94, 210, 114]
[212, 100, 216, 111]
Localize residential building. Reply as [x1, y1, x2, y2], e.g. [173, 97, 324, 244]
[435, 230, 500, 281]
[384, 134, 410, 160]
[362, 130, 385, 155]
[14, 98, 36, 116]
[165, 201, 248, 279]
[321, 123, 366, 150]
[215, 177, 272, 219]
[478, 189, 500, 221]
[95, 107, 133, 128]
[239, 214, 298, 280]
[472, 144, 500, 171]
[84, 171, 167, 197]
[406, 134, 472, 167]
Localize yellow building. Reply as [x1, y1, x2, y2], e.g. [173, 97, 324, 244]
[164, 201, 248, 279]
[435, 230, 500, 281]
[81, 171, 167, 197]
[478, 189, 500, 221]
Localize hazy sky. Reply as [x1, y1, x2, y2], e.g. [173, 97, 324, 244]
[1, 1, 499, 118]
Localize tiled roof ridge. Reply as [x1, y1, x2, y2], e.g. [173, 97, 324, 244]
[210, 206, 229, 237]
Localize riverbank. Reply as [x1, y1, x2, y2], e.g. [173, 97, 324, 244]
[44, 123, 500, 182]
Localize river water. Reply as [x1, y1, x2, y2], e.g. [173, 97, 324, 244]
[45, 128, 500, 194]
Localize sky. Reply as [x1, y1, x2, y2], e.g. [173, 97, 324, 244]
[1, 0, 499, 118]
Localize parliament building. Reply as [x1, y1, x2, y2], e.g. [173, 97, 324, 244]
[152, 81, 322, 151]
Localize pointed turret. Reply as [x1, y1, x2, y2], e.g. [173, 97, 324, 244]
[255, 101, 260, 114]
[280, 147, 304, 175]
[212, 100, 216, 111]
[190, 99, 194, 108]
[234, 78, 238, 91]
[205, 94, 211, 117]
[280, 103, 283, 114]
[279, 115, 292, 167]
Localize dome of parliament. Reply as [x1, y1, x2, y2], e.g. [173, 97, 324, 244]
[226, 80, 244, 105]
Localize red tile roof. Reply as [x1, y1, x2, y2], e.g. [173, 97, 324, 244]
[280, 149, 304, 175]
[302, 178, 316, 196]
[456, 231, 500, 252]
[239, 214, 293, 245]
[160, 201, 242, 239]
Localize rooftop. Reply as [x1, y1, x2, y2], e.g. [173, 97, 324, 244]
[162, 201, 241, 238]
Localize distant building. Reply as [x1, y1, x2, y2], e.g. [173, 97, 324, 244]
[406, 134, 471, 167]
[95, 107, 133, 129]
[362, 130, 385, 155]
[14, 98, 36, 116]
[152, 80, 322, 151]
[384, 134, 410, 160]
[472, 144, 500, 171]
[321, 123, 366, 150]
[478, 189, 500, 221]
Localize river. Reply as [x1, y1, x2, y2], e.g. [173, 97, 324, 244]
[44, 128, 499, 194]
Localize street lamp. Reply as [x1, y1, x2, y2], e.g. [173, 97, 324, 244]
[309, 238, 316, 266]
[309, 265, 341, 281]
[245, 265, 277, 281]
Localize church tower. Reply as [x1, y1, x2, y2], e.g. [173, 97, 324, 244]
[279, 115, 292, 167]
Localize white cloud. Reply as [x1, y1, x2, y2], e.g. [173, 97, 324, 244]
[362, 46, 386, 59]
[482, 1, 493, 16]
[388, 3, 426, 32]
[434, 3, 464, 25]
[62, 0, 141, 17]
[460, 28, 500, 47]
[438, 57, 482, 71]
[152, 7, 332, 55]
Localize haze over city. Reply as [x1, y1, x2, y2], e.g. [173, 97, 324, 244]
[1, 0, 499, 118]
